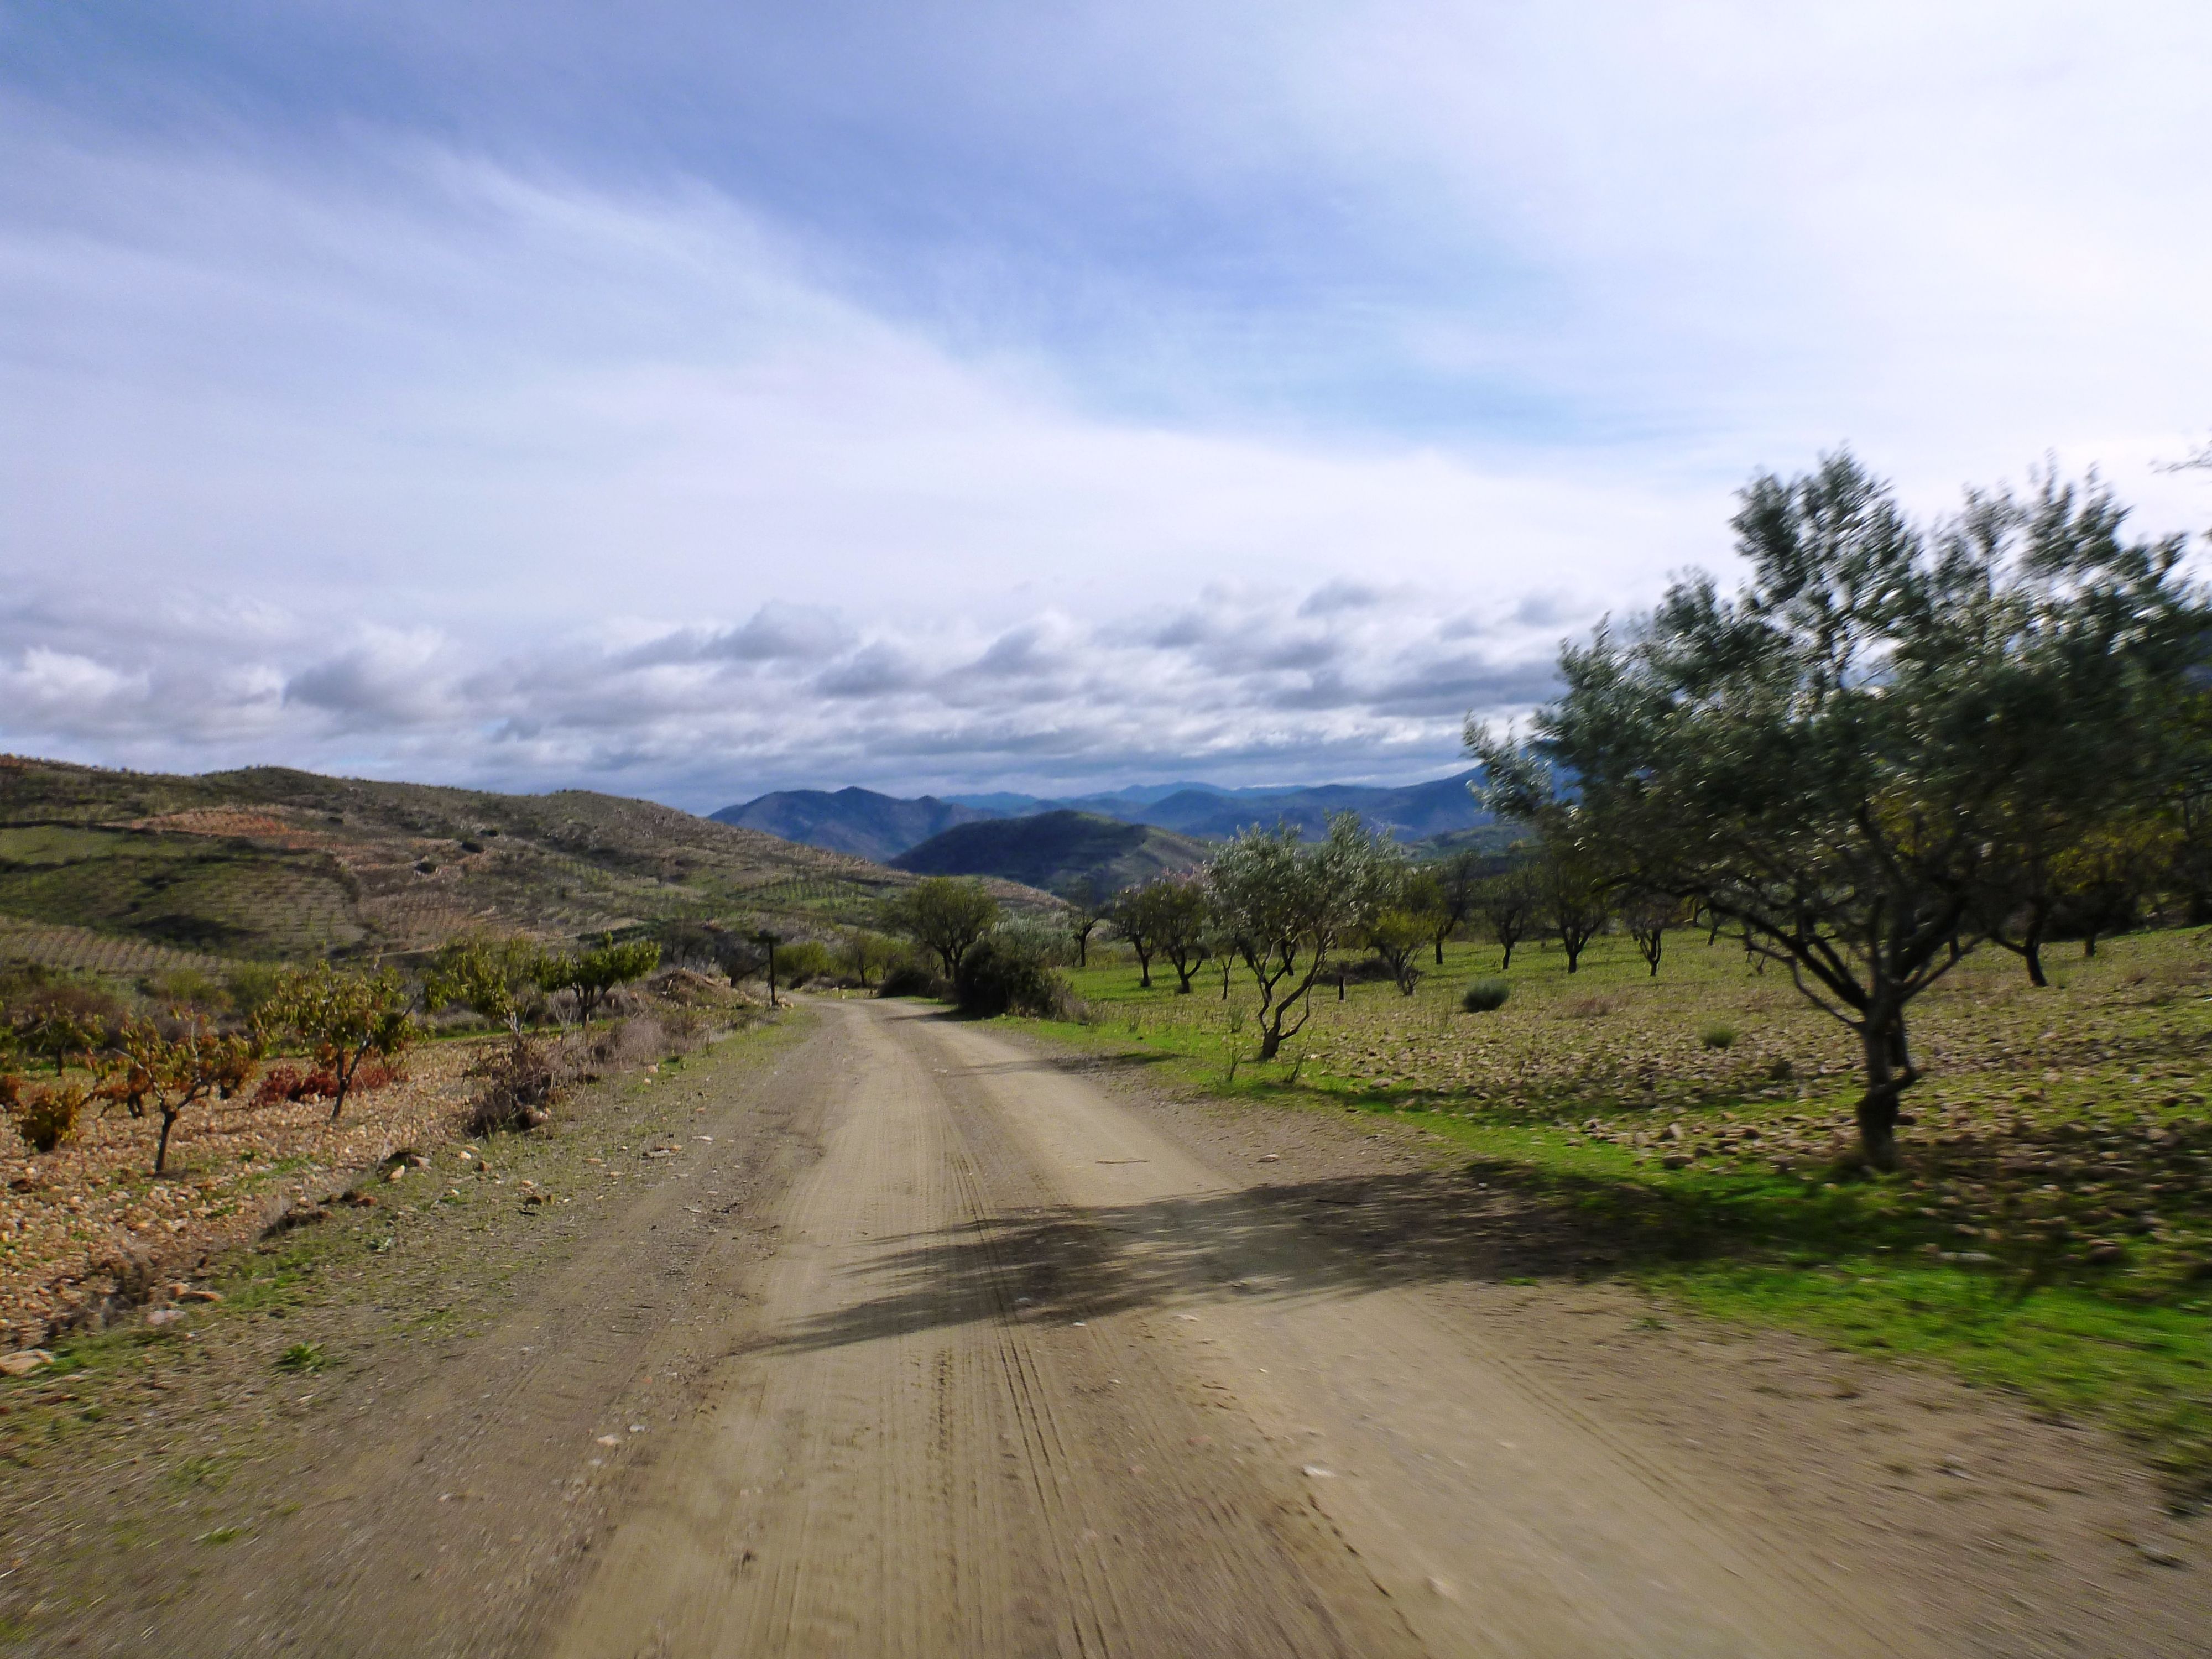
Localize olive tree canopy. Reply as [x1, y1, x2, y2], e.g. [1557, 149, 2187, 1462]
[1472, 453, 2202, 1170]
[886, 877, 1000, 979]
[1208, 813, 1404, 1060]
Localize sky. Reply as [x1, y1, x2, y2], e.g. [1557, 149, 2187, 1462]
[3, 2, 2209, 811]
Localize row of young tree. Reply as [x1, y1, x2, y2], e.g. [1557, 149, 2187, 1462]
[2, 935, 664, 1174]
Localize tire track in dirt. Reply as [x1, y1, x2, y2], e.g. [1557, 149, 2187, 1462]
[549, 1000, 1408, 1658]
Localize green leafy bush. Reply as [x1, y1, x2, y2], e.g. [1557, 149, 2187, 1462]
[1699, 1021, 1737, 1050]
[877, 962, 949, 999]
[1462, 977, 1511, 1013]
[774, 940, 833, 986]
[953, 933, 1070, 1018]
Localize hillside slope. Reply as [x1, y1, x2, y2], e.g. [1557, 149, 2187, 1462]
[0, 756, 1045, 968]
[891, 810, 1208, 895]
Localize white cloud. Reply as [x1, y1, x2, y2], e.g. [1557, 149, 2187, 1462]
[2, 4, 2208, 806]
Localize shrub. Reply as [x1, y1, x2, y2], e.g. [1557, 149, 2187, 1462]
[4, 1076, 87, 1153]
[226, 962, 286, 1021]
[953, 933, 1070, 1018]
[465, 1035, 558, 1135]
[252, 1062, 339, 1108]
[276, 1341, 329, 1374]
[1699, 1021, 1737, 1050]
[775, 940, 833, 987]
[351, 1056, 406, 1093]
[877, 962, 949, 1000]
[1462, 977, 1511, 1013]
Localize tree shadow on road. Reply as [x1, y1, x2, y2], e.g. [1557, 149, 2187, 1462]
[750, 1159, 1785, 1358]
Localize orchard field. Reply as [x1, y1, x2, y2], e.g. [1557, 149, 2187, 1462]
[1016, 922, 2212, 1496]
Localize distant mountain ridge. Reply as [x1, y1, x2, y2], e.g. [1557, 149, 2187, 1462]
[709, 787, 993, 864]
[890, 811, 1209, 896]
[714, 769, 1491, 861]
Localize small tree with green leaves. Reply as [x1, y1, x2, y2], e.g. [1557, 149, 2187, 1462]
[1364, 907, 1430, 995]
[835, 928, 902, 988]
[1208, 815, 1404, 1060]
[1538, 838, 1609, 973]
[885, 878, 1000, 980]
[1621, 891, 1681, 977]
[4, 978, 119, 1076]
[1109, 885, 1160, 988]
[1061, 878, 1114, 969]
[1425, 851, 1486, 964]
[542, 935, 661, 1024]
[425, 935, 551, 1035]
[270, 963, 415, 1123]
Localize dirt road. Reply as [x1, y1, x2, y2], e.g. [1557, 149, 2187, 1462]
[545, 1000, 1913, 1658]
[133, 997, 2205, 1658]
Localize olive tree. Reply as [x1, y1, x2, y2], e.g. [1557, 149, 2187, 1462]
[1208, 814, 1404, 1060]
[1426, 850, 1485, 964]
[1476, 864, 1540, 969]
[886, 878, 1000, 979]
[1473, 453, 2203, 1170]
[1119, 876, 1212, 993]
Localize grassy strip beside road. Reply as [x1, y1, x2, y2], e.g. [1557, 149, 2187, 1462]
[1008, 928, 2212, 1499]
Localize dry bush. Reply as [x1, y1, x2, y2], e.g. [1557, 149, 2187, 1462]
[252, 1062, 333, 1107]
[655, 1003, 709, 1050]
[250, 1056, 402, 1109]
[4, 1076, 88, 1153]
[464, 1035, 558, 1135]
[1563, 993, 1625, 1019]
[611, 1015, 667, 1067]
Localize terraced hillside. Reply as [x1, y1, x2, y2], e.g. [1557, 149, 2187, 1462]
[0, 755, 1044, 967]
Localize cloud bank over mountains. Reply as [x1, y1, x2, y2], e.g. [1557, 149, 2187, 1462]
[4, 3, 2208, 806]
[1, 577, 1566, 810]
